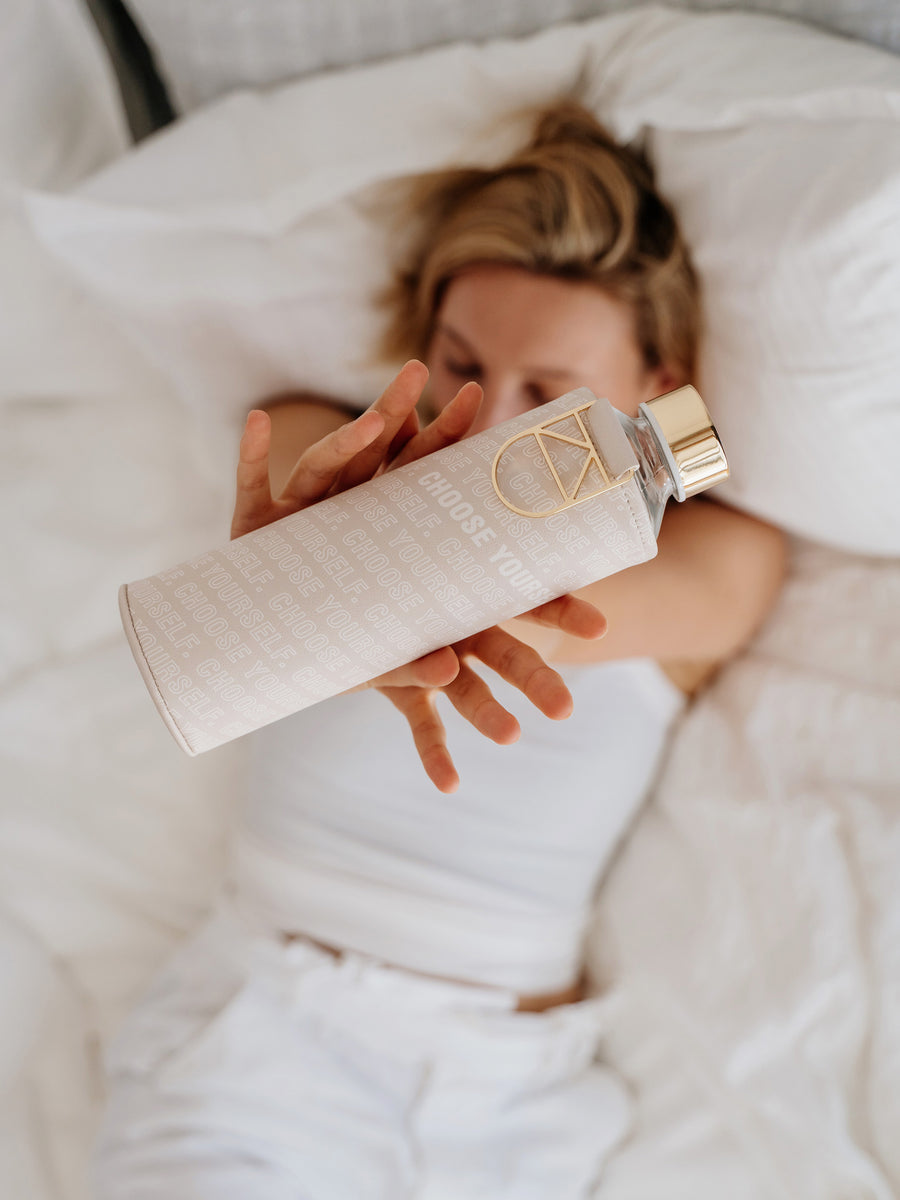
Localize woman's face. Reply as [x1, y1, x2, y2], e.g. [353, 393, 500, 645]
[426, 263, 677, 434]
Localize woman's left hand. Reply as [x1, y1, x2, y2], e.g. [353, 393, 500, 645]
[375, 591, 605, 794]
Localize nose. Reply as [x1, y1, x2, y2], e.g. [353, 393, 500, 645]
[469, 378, 524, 435]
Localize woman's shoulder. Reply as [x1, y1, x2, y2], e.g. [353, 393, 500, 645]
[261, 390, 362, 433]
[659, 658, 720, 698]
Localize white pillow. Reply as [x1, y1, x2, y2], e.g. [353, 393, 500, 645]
[29, 6, 900, 553]
[0, 0, 128, 188]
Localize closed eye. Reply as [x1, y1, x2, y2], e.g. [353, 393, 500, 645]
[444, 358, 482, 379]
[525, 383, 552, 407]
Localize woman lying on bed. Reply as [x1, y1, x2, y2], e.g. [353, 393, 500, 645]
[94, 100, 785, 1198]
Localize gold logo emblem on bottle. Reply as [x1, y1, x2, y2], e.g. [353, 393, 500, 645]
[492, 402, 632, 518]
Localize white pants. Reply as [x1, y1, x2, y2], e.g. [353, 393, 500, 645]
[92, 893, 631, 1199]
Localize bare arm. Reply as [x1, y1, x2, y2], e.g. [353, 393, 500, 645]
[504, 498, 787, 686]
[255, 389, 783, 693]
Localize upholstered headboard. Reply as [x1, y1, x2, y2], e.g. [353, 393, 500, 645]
[85, 0, 899, 139]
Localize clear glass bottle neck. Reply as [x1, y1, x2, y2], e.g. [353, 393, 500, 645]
[616, 409, 676, 536]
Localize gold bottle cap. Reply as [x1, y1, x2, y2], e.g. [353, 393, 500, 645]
[641, 386, 728, 502]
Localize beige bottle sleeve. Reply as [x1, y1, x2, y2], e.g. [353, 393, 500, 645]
[120, 390, 656, 754]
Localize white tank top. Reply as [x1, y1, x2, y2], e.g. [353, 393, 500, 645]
[232, 659, 683, 994]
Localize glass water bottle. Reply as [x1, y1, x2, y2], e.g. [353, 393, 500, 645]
[120, 385, 728, 754]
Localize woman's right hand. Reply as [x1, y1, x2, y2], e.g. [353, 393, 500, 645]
[234, 362, 422, 539]
[229, 360, 487, 694]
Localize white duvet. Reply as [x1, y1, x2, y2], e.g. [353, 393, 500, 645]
[1, 5, 898, 1199]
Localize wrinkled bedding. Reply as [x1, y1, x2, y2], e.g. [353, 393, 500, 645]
[590, 540, 900, 1197]
[1, 5, 898, 1198]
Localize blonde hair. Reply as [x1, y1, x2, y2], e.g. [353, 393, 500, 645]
[379, 100, 700, 383]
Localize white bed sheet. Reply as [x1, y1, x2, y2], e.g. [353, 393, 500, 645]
[1, 6, 898, 1199]
[590, 538, 900, 1197]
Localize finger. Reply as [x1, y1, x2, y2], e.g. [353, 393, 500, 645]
[390, 381, 483, 470]
[365, 645, 459, 692]
[280, 408, 385, 507]
[231, 410, 274, 538]
[380, 687, 460, 794]
[442, 660, 521, 744]
[460, 627, 574, 720]
[338, 360, 429, 489]
[386, 407, 420, 464]
[519, 594, 608, 641]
